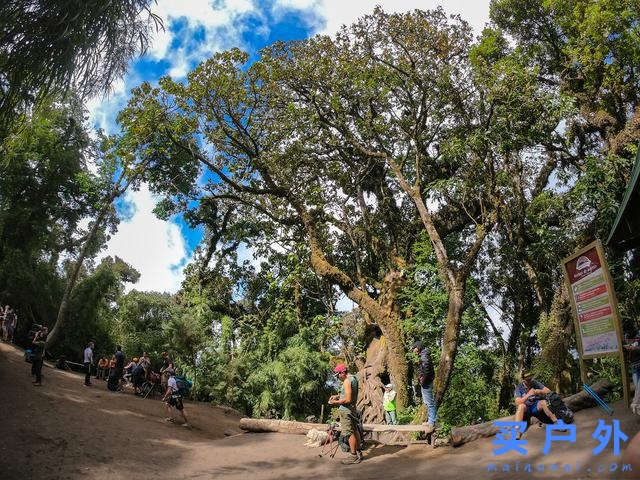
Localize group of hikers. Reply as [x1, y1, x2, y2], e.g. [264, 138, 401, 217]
[24, 323, 189, 427]
[80, 341, 189, 426]
[0, 305, 18, 343]
[334, 339, 577, 465]
[16, 321, 639, 466]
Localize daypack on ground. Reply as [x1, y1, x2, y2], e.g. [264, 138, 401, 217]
[546, 392, 574, 424]
[174, 375, 192, 396]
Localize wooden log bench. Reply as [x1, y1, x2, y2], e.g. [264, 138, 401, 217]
[239, 418, 434, 446]
[239, 418, 434, 435]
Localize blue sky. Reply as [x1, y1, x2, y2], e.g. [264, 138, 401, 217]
[90, 0, 490, 295]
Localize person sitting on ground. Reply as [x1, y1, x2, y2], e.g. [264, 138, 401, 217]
[138, 352, 151, 378]
[383, 383, 397, 425]
[123, 357, 138, 384]
[514, 370, 566, 439]
[131, 356, 147, 395]
[328, 363, 362, 465]
[31, 326, 47, 386]
[108, 355, 117, 378]
[163, 372, 190, 427]
[97, 357, 109, 380]
[411, 340, 437, 433]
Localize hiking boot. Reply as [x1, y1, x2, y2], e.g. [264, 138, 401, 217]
[341, 453, 361, 465]
[357, 450, 363, 462]
[423, 423, 435, 434]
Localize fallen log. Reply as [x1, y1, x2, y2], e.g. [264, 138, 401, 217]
[239, 418, 433, 435]
[239, 418, 325, 435]
[450, 378, 614, 447]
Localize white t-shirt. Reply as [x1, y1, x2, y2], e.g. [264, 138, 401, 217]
[83, 347, 93, 363]
[168, 376, 178, 393]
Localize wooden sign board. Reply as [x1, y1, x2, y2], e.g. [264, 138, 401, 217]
[562, 239, 629, 406]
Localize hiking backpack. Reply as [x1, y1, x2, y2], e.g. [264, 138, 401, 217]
[174, 375, 193, 396]
[546, 392, 574, 424]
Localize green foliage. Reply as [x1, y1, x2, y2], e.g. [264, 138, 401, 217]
[436, 345, 507, 435]
[0, 0, 162, 136]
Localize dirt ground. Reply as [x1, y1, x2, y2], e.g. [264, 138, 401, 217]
[1, 341, 639, 480]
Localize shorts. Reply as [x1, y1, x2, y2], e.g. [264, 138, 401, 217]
[339, 409, 357, 437]
[167, 394, 184, 411]
[525, 400, 552, 423]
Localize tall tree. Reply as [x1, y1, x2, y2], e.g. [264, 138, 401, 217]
[0, 0, 162, 136]
[114, 7, 570, 410]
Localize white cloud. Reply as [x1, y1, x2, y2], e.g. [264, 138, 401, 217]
[274, 0, 491, 37]
[99, 184, 191, 294]
[148, 0, 257, 79]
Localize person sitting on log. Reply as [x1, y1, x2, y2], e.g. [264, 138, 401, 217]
[514, 370, 566, 439]
[328, 363, 362, 464]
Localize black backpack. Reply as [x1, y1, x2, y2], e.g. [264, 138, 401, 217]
[546, 392, 574, 424]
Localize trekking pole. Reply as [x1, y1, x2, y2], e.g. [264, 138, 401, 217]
[583, 384, 614, 415]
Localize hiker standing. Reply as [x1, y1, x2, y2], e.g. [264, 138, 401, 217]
[514, 371, 566, 439]
[3, 306, 16, 343]
[624, 330, 640, 412]
[328, 363, 362, 464]
[31, 326, 47, 386]
[411, 340, 437, 433]
[383, 383, 397, 425]
[160, 352, 174, 391]
[0, 306, 5, 341]
[163, 373, 189, 427]
[114, 346, 125, 386]
[83, 341, 94, 386]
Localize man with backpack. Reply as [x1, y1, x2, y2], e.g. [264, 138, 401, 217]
[514, 371, 569, 439]
[412, 340, 437, 433]
[163, 372, 190, 427]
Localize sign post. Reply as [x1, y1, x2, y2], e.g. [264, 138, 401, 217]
[562, 239, 630, 407]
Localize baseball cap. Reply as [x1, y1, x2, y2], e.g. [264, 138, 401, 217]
[333, 363, 347, 374]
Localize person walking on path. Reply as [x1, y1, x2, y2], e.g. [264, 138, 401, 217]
[163, 373, 190, 427]
[328, 363, 362, 465]
[411, 340, 437, 433]
[83, 341, 94, 386]
[383, 383, 397, 425]
[31, 326, 47, 386]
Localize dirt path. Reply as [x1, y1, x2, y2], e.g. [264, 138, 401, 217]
[1, 342, 639, 479]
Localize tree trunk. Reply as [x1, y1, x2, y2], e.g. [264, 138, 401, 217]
[300, 208, 408, 409]
[45, 204, 111, 349]
[498, 301, 523, 409]
[355, 336, 387, 424]
[433, 285, 465, 406]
